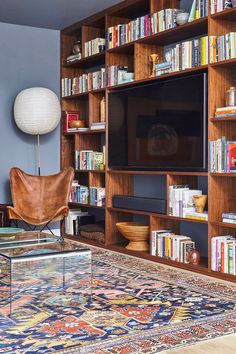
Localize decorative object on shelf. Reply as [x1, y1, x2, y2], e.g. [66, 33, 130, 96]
[176, 12, 189, 25]
[14, 87, 61, 175]
[122, 72, 134, 83]
[225, 0, 233, 8]
[226, 86, 236, 106]
[72, 40, 82, 55]
[193, 195, 207, 213]
[100, 97, 106, 122]
[116, 222, 149, 251]
[150, 53, 160, 77]
[69, 120, 85, 129]
[188, 248, 201, 265]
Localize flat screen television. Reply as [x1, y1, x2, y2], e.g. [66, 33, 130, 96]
[108, 73, 208, 171]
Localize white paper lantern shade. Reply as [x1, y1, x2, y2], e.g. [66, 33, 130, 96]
[14, 87, 61, 175]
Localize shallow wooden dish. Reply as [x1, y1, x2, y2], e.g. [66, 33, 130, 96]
[116, 222, 149, 251]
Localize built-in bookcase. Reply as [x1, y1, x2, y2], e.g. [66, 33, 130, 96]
[61, 0, 236, 282]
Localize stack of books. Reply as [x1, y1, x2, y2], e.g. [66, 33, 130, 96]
[211, 236, 236, 274]
[107, 65, 128, 86]
[89, 187, 105, 207]
[210, 32, 236, 63]
[188, 0, 209, 21]
[91, 122, 106, 130]
[84, 38, 106, 57]
[75, 149, 105, 170]
[151, 230, 195, 263]
[222, 212, 236, 224]
[209, 136, 236, 173]
[210, 0, 232, 14]
[164, 35, 208, 74]
[185, 211, 208, 221]
[215, 106, 236, 118]
[169, 185, 203, 218]
[61, 68, 106, 96]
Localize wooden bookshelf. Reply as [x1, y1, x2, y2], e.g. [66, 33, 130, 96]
[61, 0, 236, 282]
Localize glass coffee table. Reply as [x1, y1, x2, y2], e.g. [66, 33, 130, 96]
[0, 232, 92, 315]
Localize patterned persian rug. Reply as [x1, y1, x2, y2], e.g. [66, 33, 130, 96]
[0, 242, 236, 354]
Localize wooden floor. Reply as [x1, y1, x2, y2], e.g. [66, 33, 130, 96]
[162, 333, 236, 353]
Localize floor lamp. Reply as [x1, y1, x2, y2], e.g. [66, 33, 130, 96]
[14, 87, 61, 175]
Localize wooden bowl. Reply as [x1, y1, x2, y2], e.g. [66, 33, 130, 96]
[116, 222, 149, 251]
[69, 120, 85, 129]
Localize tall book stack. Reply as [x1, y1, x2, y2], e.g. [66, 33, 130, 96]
[209, 137, 236, 173]
[69, 181, 89, 204]
[188, 0, 208, 21]
[211, 236, 236, 274]
[61, 68, 106, 96]
[89, 187, 106, 207]
[210, 33, 236, 63]
[152, 230, 195, 263]
[163, 35, 208, 75]
[210, 0, 232, 14]
[84, 38, 106, 57]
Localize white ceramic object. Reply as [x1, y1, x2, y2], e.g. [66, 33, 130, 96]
[14, 87, 61, 135]
[176, 12, 189, 25]
[123, 72, 134, 80]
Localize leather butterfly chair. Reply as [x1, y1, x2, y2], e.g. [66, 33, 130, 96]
[7, 167, 74, 240]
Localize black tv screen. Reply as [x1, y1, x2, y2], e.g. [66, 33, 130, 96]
[108, 73, 208, 171]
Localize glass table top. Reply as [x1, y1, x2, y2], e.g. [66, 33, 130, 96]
[0, 232, 90, 260]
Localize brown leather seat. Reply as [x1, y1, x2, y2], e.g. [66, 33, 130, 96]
[8, 167, 74, 228]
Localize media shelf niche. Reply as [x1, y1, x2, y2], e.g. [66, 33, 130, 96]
[61, 0, 236, 282]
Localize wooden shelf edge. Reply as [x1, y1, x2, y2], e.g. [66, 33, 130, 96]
[210, 7, 236, 19]
[210, 116, 236, 121]
[107, 65, 208, 90]
[107, 169, 208, 176]
[211, 221, 236, 229]
[107, 207, 208, 224]
[64, 129, 105, 135]
[69, 202, 105, 210]
[75, 169, 105, 173]
[210, 173, 236, 177]
[210, 58, 236, 67]
[62, 88, 105, 99]
[63, 52, 105, 68]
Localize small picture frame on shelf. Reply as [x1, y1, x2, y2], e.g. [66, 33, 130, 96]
[63, 111, 80, 132]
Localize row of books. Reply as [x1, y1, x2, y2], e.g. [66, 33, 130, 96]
[75, 148, 105, 170]
[222, 212, 236, 224]
[210, 33, 236, 63]
[169, 185, 208, 220]
[107, 65, 129, 86]
[210, 0, 232, 14]
[84, 37, 106, 57]
[211, 236, 236, 275]
[61, 68, 106, 97]
[162, 36, 208, 75]
[69, 181, 105, 206]
[215, 105, 236, 118]
[151, 230, 195, 263]
[107, 9, 176, 49]
[209, 137, 236, 173]
[189, 0, 209, 21]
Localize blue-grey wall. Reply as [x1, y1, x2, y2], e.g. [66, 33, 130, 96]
[0, 22, 60, 203]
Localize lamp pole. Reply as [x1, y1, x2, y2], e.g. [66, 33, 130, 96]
[37, 134, 41, 176]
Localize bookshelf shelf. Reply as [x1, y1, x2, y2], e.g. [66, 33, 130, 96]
[211, 221, 236, 229]
[108, 207, 208, 224]
[62, 88, 105, 100]
[69, 202, 105, 210]
[61, 0, 236, 282]
[64, 129, 105, 135]
[210, 57, 236, 68]
[63, 52, 105, 69]
[210, 7, 236, 20]
[210, 116, 236, 122]
[75, 169, 105, 173]
[107, 65, 208, 90]
[107, 170, 208, 176]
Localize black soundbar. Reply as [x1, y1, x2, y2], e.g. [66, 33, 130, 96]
[112, 195, 166, 214]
